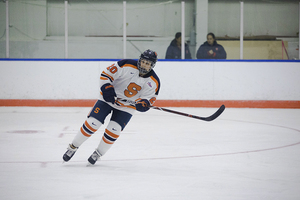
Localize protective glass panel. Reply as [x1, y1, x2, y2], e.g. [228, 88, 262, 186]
[0, 0, 298, 59]
[125, 0, 194, 60]
[207, 0, 299, 60]
[0, 3, 6, 58]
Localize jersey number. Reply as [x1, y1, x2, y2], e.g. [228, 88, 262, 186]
[107, 64, 118, 74]
[124, 83, 142, 98]
[106, 65, 142, 98]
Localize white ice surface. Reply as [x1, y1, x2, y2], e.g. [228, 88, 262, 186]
[0, 107, 300, 200]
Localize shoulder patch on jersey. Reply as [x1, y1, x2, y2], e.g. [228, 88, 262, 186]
[147, 82, 152, 88]
[146, 70, 160, 95]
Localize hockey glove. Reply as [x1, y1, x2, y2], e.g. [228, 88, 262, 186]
[101, 83, 116, 104]
[135, 99, 150, 112]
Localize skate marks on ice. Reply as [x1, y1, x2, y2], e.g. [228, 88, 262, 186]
[0, 107, 300, 200]
[0, 107, 299, 164]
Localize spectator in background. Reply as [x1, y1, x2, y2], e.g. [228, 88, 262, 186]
[196, 32, 227, 59]
[165, 32, 192, 59]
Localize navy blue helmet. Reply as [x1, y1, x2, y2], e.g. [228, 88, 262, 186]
[137, 49, 158, 75]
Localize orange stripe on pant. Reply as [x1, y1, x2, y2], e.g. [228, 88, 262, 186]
[105, 129, 119, 139]
[85, 120, 97, 132]
[80, 127, 91, 137]
[102, 129, 120, 144]
[102, 136, 113, 144]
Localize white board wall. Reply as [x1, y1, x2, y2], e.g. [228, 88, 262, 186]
[0, 60, 299, 101]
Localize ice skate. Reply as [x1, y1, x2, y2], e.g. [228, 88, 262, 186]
[87, 149, 101, 165]
[62, 144, 78, 162]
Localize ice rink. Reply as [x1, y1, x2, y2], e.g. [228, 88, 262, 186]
[0, 106, 299, 200]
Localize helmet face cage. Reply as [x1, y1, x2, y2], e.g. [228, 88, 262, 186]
[137, 49, 157, 75]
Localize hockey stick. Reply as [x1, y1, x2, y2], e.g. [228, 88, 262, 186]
[150, 105, 225, 122]
[116, 98, 225, 122]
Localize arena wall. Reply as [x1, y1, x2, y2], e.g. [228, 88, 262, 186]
[0, 59, 299, 108]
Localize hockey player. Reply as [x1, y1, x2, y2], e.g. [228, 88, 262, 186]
[63, 49, 160, 165]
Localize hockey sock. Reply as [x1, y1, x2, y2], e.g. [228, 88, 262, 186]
[96, 121, 121, 156]
[72, 117, 102, 147]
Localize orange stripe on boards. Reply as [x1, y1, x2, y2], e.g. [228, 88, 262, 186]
[0, 99, 96, 107]
[0, 99, 299, 108]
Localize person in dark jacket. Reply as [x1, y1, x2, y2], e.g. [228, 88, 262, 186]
[196, 32, 227, 59]
[165, 32, 192, 59]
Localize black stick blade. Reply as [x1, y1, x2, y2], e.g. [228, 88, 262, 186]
[151, 105, 225, 122]
[197, 104, 225, 121]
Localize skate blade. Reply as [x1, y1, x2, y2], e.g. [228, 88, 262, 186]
[86, 162, 95, 167]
